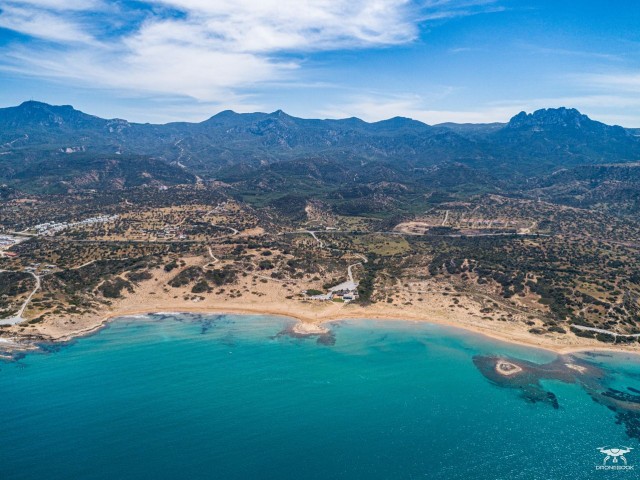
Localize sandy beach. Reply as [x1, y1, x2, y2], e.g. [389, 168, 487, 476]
[8, 300, 639, 357]
[3, 257, 640, 356]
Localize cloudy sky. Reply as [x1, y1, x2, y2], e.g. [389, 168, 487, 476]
[0, 0, 639, 125]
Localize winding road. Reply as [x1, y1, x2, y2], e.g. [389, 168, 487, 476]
[0, 270, 41, 326]
[347, 263, 362, 284]
[207, 246, 219, 264]
[571, 324, 640, 339]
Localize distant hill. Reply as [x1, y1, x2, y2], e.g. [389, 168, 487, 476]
[0, 101, 128, 148]
[433, 122, 505, 138]
[477, 107, 640, 175]
[2, 102, 640, 207]
[532, 162, 640, 212]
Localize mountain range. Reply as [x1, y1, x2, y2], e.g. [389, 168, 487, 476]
[1, 101, 639, 213]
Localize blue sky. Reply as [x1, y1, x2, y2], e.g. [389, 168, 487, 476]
[0, 0, 639, 125]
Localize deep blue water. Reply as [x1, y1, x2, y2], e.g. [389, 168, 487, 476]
[2, 314, 640, 479]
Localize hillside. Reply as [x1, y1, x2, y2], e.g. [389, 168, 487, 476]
[1, 102, 640, 212]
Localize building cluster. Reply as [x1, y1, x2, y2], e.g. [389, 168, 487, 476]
[0, 234, 26, 257]
[131, 225, 186, 239]
[0, 234, 20, 249]
[307, 280, 359, 303]
[24, 262, 57, 273]
[31, 215, 119, 236]
[156, 226, 186, 239]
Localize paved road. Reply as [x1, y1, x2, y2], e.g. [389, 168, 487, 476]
[571, 324, 640, 338]
[0, 270, 40, 326]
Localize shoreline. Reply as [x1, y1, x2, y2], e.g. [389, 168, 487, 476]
[20, 303, 640, 358]
[0, 256, 640, 355]
[3, 255, 638, 358]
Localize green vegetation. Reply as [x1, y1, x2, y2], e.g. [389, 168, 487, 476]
[98, 278, 133, 298]
[2, 103, 640, 345]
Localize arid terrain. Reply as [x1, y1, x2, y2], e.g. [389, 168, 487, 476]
[2, 104, 640, 355]
[2, 186, 639, 356]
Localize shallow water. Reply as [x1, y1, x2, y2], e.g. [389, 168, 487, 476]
[2, 314, 639, 479]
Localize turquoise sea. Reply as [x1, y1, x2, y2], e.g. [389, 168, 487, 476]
[2, 313, 640, 479]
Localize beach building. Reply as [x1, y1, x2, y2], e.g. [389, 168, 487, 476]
[306, 279, 360, 302]
[308, 293, 333, 301]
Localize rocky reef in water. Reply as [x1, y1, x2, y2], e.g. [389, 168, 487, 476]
[273, 322, 337, 346]
[473, 353, 640, 440]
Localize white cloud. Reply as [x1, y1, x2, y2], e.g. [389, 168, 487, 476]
[578, 72, 640, 93]
[523, 45, 623, 62]
[0, 4, 96, 43]
[2, 0, 104, 11]
[319, 89, 640, 126]
[151, 0, 423, 51]
[0, 0, 502, 104]
[320, 93, 518, 124]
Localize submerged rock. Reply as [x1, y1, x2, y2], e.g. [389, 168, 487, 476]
[473, 353, 640, 440]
